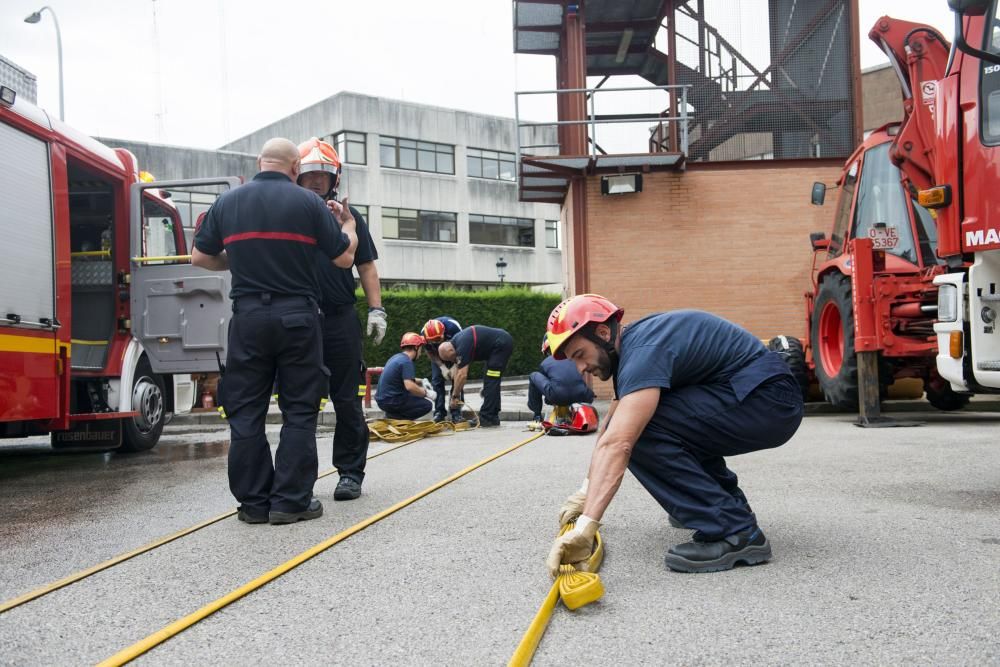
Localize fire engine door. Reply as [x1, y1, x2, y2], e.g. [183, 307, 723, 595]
[129, 178, 240, 374]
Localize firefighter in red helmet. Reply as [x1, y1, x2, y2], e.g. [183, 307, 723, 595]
[545, 294, 803, 575]
[374, 333, 436, 420]
[297, 137, 385, 501]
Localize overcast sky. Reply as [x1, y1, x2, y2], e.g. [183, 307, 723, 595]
[0, 1, 956, 150]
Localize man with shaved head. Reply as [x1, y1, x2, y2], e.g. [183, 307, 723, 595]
[193, 137, 358, 525]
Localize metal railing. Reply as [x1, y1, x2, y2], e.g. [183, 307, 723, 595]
[513, 84, 692, 181]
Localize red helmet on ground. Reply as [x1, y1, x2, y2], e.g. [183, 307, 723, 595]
[400, 332, 425, 349]
[570, 404, 599, 433]
[297, 138, 341, 192]
[545, 294, 624, 360]
[421, 319, 446, 343]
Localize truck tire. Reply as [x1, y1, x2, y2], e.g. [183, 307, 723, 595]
[924, 382, 971, 411]
[767, 336, 810, 401]
[121, 356, 165, 452]
[810, 273, 888, 409]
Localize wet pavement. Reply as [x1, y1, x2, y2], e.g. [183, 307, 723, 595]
[1, 407, 999, 665]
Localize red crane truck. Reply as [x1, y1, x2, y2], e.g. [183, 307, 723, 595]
[871, 1, 1000, 397]
[0, 86, 237, 451]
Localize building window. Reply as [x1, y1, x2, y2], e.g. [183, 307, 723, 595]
[348, 204, 368, 220]
[469, 214, 534, 247]
[545, 220, 559, 249]
[379, 136, 454, 174]
[467, 148, 516, 181]
[382, 207, 457, 243]
[328, 131, 366, 165]
[170, 190, 219, 249]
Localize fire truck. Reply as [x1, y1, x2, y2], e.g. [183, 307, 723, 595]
[0, 86, 237, 451]
[871, 1, 1000, 396]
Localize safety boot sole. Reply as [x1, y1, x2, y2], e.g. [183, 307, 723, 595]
[269, 503, 324, 525]
[664, 538, 772, 573]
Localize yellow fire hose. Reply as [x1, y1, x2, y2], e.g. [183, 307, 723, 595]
[367, 402, 479, 443]
[0, 437, 424, 615]
[507, 523, 606, 666]
[97, 431, 545, 667]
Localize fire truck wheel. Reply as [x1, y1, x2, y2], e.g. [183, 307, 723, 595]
[810, 273, 889, 409]
[767, 336, 810, 401]
[924, 382, 971, 411]
[121, 357, 166, 452]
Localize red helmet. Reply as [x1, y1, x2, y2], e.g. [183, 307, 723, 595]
[545, 294, 623, 360]
[421, 319, 446, 343]
[297, 138, 341, 191]
[570, 404, 599, 433]
[400, 332, 425, 349]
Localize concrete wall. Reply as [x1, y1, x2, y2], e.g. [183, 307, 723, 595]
[221, 92, 562, 286]
[577, 162, 842, 397]
[97, 137, 258, 182]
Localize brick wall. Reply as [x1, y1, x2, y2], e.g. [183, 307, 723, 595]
[578, 162, 842, 397]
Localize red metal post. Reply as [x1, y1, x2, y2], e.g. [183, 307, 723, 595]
[364, 367, 383, 409]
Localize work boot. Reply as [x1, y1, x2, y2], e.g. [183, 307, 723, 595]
[269, 498, 324, 525]
[433, 412, 447, 423]
[479, 418, 501, 428]
[334, 476, 362, 501]
[664, 526, 771, 573]
[237, 507, 268, 524]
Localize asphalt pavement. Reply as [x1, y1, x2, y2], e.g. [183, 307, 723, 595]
[1, 402, 998, 665]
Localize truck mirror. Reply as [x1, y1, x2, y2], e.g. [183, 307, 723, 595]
[947, 0, 989, 16]
[810, 232, 830, 251]
[811, 182, 827, 206]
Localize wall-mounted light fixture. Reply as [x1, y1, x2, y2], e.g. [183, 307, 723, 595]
[601, 173, 643, 196]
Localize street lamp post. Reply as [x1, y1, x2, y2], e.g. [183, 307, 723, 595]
[24, 6, 64, 121]
[496, 256, 507, 287]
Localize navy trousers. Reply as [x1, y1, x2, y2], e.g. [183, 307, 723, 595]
[480, 334, 514, 422]
[626, 369, 803, 540]
[322, 305, 369, 483]
[430, 361, 463, 421]
[221, 295, 326, 515]
[380, 394, 433, 421]
[527, 371, 596, 416]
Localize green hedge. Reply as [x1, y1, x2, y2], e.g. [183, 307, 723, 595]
[355, 288, 562, 379]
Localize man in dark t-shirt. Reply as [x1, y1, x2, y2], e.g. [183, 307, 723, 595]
[296, 138, 385, 502]
[437, 325, 513, 427]
[544, 295, 803, 575]
[375, 333, 434, 420]
[193, 137, 357, 526]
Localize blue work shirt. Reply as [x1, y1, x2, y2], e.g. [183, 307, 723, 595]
[376, 352, 416, 405]
[316, 205, 378, 309]
[538, 356, 594, 404]
[451, 325, 511, 369]
[194, 171, 349, 299]
[614, 310, 789, 402]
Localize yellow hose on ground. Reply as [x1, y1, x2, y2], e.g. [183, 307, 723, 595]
[367, 402, 479, 442]
[0, 437, 423, 615]
[507, 523, 605, 667]
[97, 431, 545, 667]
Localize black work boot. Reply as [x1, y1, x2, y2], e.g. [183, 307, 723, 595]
[664, 526, 771, 573]
[334, 476, 362, 501]
[269, 498, 324, 525]
[237, 507, 268, 524]
[433, 412, 447, 423]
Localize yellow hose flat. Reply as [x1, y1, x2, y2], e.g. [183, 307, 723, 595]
[0, 437, 422, 615]
[98, 431, 545, 667]
[508, 524, 606, 666]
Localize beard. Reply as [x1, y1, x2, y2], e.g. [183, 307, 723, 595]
[592, 347, 613, 381]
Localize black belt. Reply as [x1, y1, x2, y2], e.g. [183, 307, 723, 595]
[232, 292, 315, 310]
[321, 302, 356, 316]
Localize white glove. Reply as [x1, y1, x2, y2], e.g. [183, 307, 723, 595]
[424, 388, 438, 401]
[367, 307, 387, 345]
[437, 362, 452, 380]
[420, 378, 434, 392]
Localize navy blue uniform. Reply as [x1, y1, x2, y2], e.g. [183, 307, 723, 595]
[375, 353, 432, 420]
[527, 356, 595, 417]
[316, 205, 377, 484]
[426, 316, 463, 421]
[613, 310, 803, 540]
[195, 171, 349, 517]
[451, 325, 513, 423]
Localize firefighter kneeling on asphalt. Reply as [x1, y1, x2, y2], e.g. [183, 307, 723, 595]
[545, 294, 803, 574]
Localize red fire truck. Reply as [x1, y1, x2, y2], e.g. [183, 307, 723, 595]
[872, 1, 1000, 396]
[0, 86, 237, 451]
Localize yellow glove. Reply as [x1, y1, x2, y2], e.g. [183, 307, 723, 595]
[558, 490, 587, 526]
[546, 518, 601, 578]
